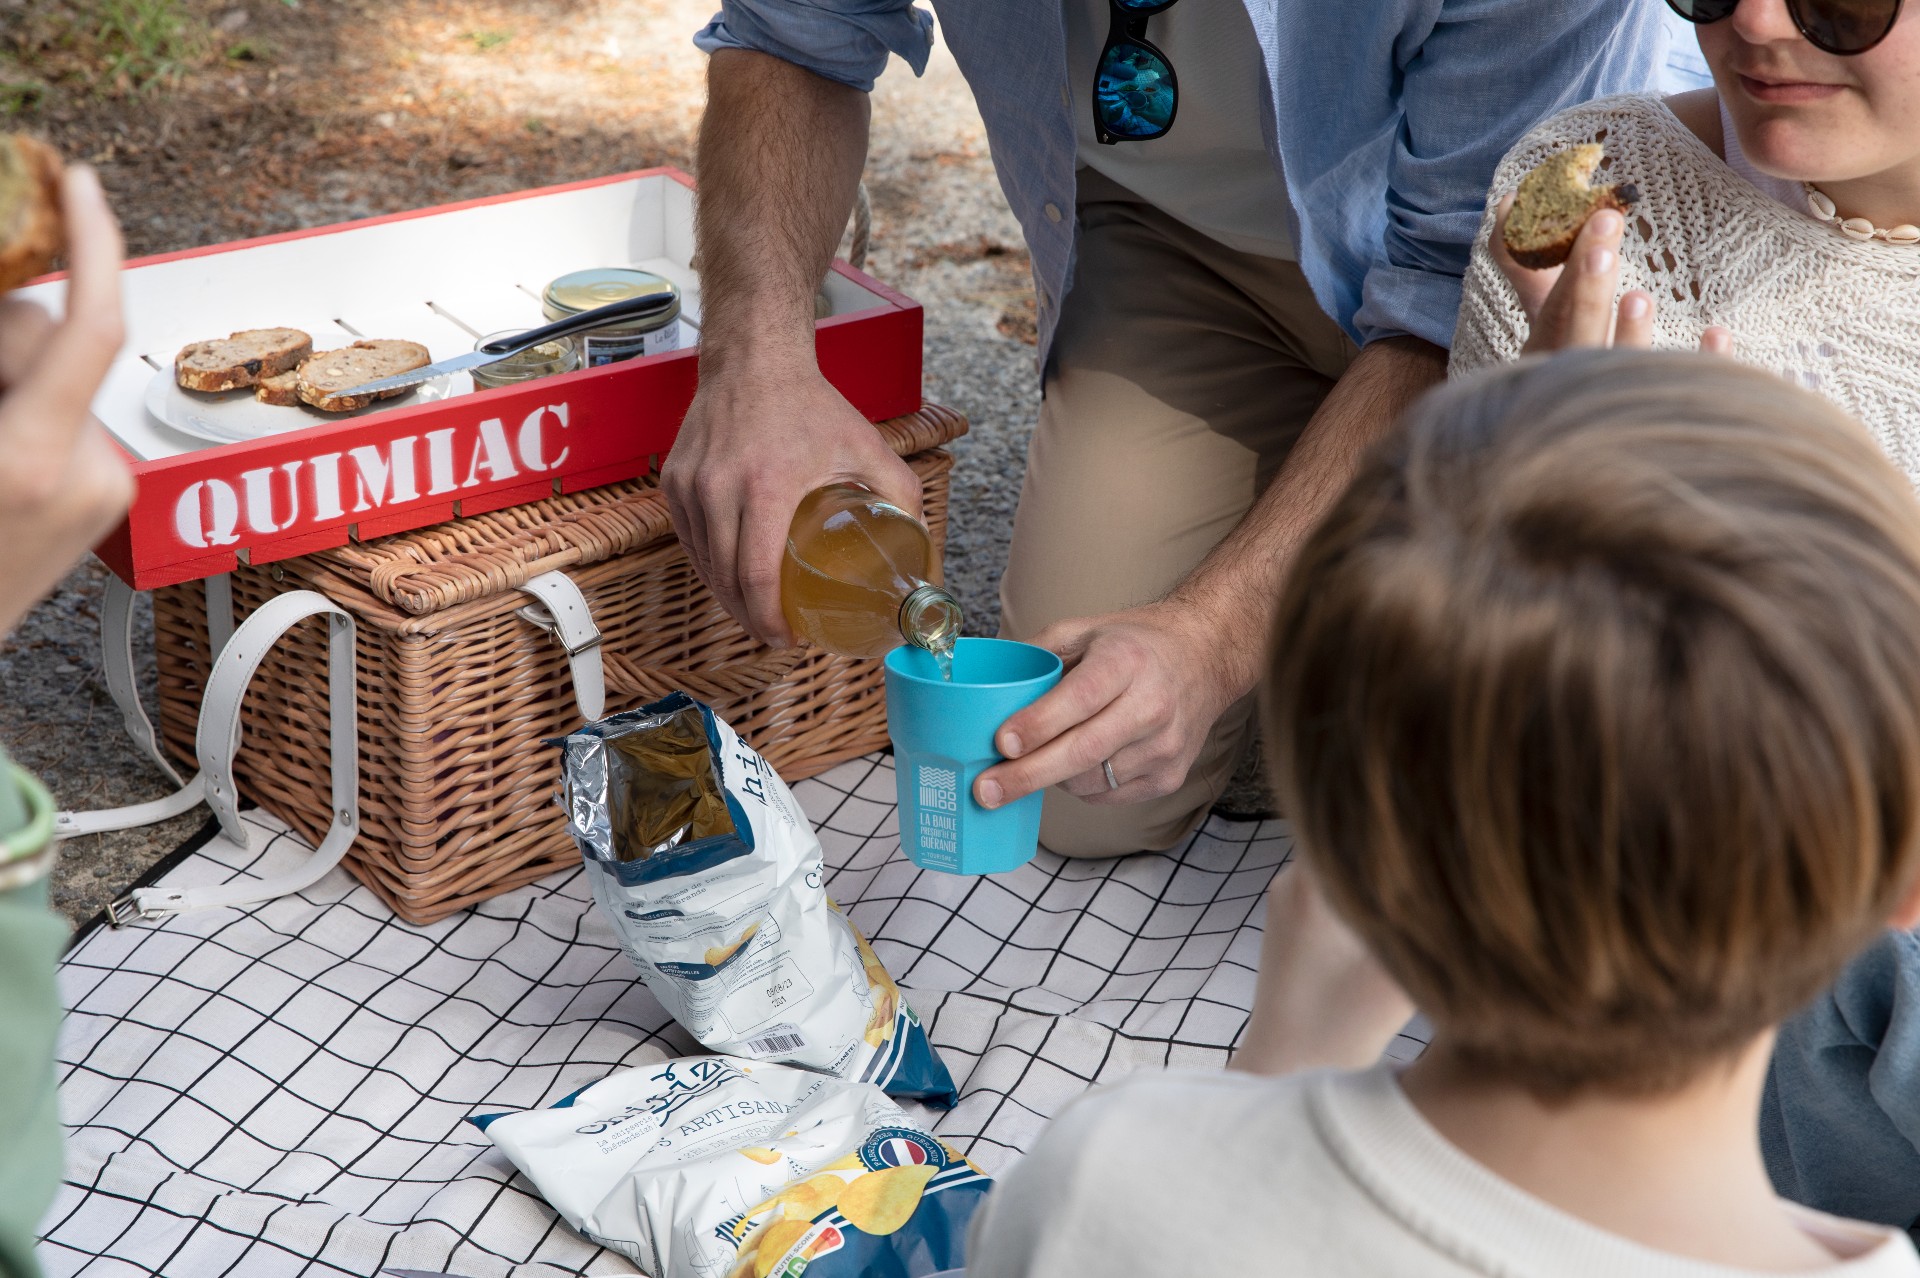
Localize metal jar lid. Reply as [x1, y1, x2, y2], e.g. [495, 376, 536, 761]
[542, 268, 681, 336]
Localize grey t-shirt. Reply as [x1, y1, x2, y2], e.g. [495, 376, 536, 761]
[966, 1064, 1920, 1277]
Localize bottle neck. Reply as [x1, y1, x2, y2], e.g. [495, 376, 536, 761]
[899, 583, 964, 654]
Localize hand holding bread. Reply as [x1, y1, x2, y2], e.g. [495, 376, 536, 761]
[1492, 187, 1732, 358]
[0, 157, 135, 637]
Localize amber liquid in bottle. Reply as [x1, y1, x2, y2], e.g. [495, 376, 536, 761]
[782, 485, 963, 672]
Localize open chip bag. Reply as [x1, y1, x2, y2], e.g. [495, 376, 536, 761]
[473, 1056, 990, 1278]
[557, 693, 957, 1105]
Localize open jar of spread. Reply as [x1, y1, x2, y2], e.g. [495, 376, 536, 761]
[541, 268, 682, 367]
[470, 330, 582, 391]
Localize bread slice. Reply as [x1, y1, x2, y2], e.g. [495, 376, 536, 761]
[176, 328, 313, 393]
[1503, 144, 1640, 270]
[295, 339, 431, 412]
[0, 134, 64, 294]
[253, 364, 306, 406]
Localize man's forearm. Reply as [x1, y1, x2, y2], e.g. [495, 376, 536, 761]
[1171, 336, 1450, 691]
[695, 49, 871, 381]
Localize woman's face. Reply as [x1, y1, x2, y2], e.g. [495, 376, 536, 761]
[1700, 0, 1920, 185]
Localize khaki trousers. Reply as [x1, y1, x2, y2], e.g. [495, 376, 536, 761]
[998, 169, 1357, 858]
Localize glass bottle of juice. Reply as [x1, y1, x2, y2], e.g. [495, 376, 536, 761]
[781, 485, 964, 664]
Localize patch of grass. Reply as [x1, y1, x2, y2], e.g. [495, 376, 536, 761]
[91, 0, 210, 92]
[523, 116, 547, 135]
[464, 28, 512, 52]
[0, 82, 47, 117]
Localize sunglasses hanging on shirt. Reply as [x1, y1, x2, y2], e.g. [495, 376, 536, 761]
[1665, 0, 1902, 56]
[1094, 0, 1180, 143]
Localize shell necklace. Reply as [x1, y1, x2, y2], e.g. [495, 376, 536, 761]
[1804, 183, 1920, 245]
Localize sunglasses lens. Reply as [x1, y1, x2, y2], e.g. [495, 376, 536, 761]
[1794, 0, 1900, 53]
[1096, 41, 1176, 139]
[1112, 0, 1176, 10]
[1665, 0, 1741, 20]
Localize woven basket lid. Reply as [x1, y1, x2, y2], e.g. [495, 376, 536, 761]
[316, 404, 967, 617]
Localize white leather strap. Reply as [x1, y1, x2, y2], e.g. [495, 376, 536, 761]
[99, 574, 186, 786]
[74, 590, 361, 927]
[515, 570, 605, 721]
[55, 775, 206, 839]
[77, 571, 241, 835]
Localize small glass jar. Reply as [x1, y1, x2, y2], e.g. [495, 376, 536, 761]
[470, 330, 582, 391]
[542, 267, 682, 367]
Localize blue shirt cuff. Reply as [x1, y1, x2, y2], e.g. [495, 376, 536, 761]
[1353, 264, 1464, 351]
[693, 1, 935, 93]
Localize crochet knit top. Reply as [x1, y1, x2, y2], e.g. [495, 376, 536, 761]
[1451, 94, 1920, 482]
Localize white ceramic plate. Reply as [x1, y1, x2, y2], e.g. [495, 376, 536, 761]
[144, 365, 470, 446]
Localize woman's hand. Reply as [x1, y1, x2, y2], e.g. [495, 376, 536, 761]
[1490, 194, 1731, 357]
[0, 166, 132, 638]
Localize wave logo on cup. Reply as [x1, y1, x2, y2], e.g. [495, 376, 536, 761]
[886, 637, 1063, 875]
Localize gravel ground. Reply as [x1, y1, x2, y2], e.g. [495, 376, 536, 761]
[6, 1, 1263, 929]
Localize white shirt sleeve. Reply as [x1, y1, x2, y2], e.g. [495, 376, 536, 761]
[964, 1088, 1122, 1278]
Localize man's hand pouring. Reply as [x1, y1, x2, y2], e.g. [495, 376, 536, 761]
[662, 49, 920, 649]
[662, 364, 920, 649]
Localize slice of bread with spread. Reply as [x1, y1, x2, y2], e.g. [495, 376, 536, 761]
[1502, 144, 1639, 270]
[296, 339, 431, 412]
[176, 328, 313, 393]
[0, 134, 64, 294]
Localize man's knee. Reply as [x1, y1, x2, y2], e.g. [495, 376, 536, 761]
[1039, 787, 1209, 860]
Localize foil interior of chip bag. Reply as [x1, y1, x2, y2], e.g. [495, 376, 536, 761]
[473, 1056, 988, 1278]
[558, 692, 957, 1105]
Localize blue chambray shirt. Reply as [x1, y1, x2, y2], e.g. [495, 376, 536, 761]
[696, 0, 1671, 359]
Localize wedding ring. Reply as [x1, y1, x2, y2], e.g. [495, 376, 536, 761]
[1102, 760, 1120, 791]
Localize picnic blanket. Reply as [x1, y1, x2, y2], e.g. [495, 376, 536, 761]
[45, 753, 1426, 1277]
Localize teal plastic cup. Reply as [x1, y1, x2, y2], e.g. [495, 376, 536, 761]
[885, 637, 1063, 875]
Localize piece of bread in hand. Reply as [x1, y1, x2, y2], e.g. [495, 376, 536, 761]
[1502, 144, 1640, 270]
[253, 364, 307, 406]
[295, 339, 431, 412]
[0, 134, 64, 293]
[176, 328, 313, 393]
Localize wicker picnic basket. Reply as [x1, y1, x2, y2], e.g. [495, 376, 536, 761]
[149, 406, 965, 925]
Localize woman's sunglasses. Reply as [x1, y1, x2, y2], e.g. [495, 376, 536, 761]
[1666, 0, 1903, 56]
[1094, 0, 1179, 144]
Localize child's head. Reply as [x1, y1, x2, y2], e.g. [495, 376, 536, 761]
[1267, 350, 1920, 1098]
[1688, 0, 1920, 189]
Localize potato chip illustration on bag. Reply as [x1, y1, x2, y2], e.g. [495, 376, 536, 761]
[557, 693, 957, 1105]
[728, 1125, 972, 1276]
[843, 914, 902, 1050]
[706, 921, 761, 969]
[474, 1056, 989, 1278]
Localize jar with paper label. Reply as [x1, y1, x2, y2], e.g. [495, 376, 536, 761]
[542, 268, 682, 367]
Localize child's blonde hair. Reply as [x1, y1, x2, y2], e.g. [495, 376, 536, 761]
[1268, 350, 1920, 1097]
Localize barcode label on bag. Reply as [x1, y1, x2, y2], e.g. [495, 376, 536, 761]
[745, 1024, 809, 1056]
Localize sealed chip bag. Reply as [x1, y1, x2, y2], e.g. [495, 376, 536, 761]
[472, 1055, 990, 1278]
[557, 692, 956, 1105]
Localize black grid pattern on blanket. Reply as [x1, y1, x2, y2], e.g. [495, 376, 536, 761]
[47, 753, 1428, 1277]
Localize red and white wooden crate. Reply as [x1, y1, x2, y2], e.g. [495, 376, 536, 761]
[18, 167, 921, 589]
